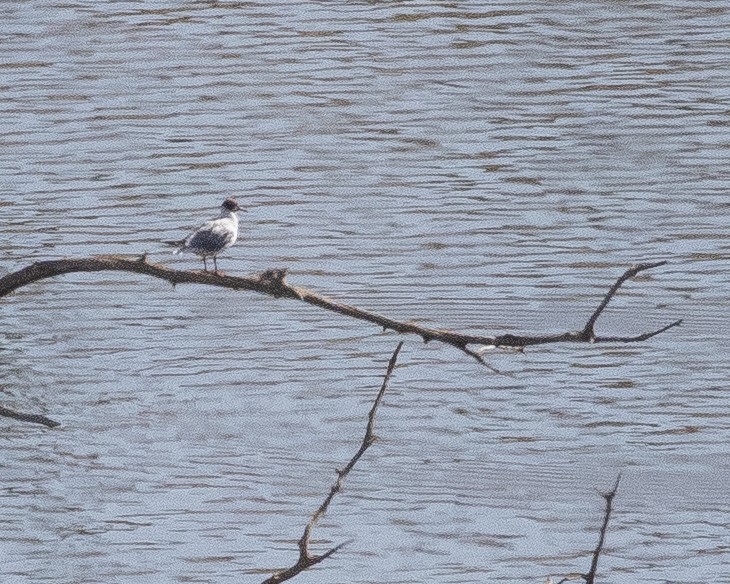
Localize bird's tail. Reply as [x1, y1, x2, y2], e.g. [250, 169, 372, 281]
[162, 239, 186, 254]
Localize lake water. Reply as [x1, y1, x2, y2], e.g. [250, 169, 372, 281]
[1, 1, 728, 583]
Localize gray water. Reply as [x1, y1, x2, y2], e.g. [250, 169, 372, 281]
[1, 1, 728, 582]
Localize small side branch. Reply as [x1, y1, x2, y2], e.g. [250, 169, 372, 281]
[0, 405, 60, 428]
[578, 261, 680, 342]
[0, 256, 680, 368]
[481, 262, 681, 352]
[262, 342, 404, 584]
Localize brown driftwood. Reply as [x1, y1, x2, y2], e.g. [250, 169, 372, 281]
[0, 404, 60, 428]
[0, 256, 681, 367]
[262, 342, 403, 584]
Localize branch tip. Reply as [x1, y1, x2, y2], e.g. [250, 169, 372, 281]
[596, 318, 682, 343]
[605, 473, 621, 499]
[635, 259, 667, 272]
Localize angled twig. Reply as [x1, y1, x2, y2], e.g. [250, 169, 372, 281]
[0, 257, 680, 368]
[462, 345, 514, 377]
[0, 404, 60, 428]
[553, 576, 583, 584]
[262, 342, 403, 584]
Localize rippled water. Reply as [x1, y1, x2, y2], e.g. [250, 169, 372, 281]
[1, 1, 728, 583]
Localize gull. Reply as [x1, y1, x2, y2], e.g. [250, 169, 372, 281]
[171, 197, 242, 273]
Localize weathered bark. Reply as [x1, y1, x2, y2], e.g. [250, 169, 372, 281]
[0, 256, 681, 368]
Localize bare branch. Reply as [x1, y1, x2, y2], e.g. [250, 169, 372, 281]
[0, 257, 679, 367]
[548, 475, 621, 584]
[262, 342, 404, 584]
[584, 474, 621, 584]
[595, 319, 682, 343]
[0, 405, 60, 428]
[575, 261, 683, 342]
[581, 262, 665, 339]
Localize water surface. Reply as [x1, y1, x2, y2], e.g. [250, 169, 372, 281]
[1, 1, 728, 583]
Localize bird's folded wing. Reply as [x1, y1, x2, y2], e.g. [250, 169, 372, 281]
[185, 220, 234, 251]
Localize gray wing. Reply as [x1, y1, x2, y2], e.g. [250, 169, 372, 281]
[185, 226, 233, 253]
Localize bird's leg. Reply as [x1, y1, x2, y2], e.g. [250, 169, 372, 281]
[213, 256, 219, 274]
[203, 257, 208, 271]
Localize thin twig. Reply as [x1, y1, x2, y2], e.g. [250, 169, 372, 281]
[0, 256, 680, 368]
[584, 474, 621, 584]
[549, 475, 622, 584]
[262, 342, 404, 584]
[462, 345, 514, 377]
[0, 405, 60, 428]
[554, 576, 582, 584]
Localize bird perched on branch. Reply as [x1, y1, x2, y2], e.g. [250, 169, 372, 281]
[168, 198, 242, 273]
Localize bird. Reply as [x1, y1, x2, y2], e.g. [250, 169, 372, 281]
[170, 197, 242, 273]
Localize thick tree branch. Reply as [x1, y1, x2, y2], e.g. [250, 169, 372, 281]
[0, 256, 680, 366]
[262, 341, 403, 584]
[0, 404, 60, 428]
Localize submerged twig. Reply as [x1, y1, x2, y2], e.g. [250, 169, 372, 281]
[262, 342, 403, 584]
[0, 405, 60, 428]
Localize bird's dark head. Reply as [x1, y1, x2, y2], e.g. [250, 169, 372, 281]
[222, 197, 241, 212]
